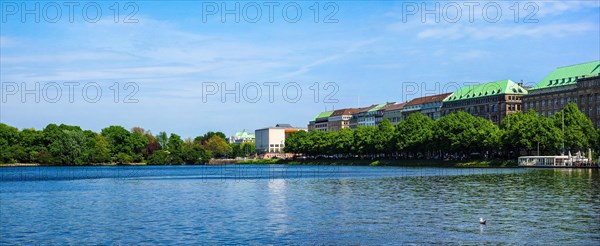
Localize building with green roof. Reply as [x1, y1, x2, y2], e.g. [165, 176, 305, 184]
[523, 61, 600, 127]
[307, 110, 334, 131]
[229, 130, 255, 144]
[442, 80, 528, 125]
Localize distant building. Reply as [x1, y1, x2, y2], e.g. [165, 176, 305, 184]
[382, 102, 406, 125]
[327, 108, 358, 131]
[255, 124, 307, 154]
[229, 130, 255, 144]
[349, 105, 377, 129]
[403, 93, 452, 120]
[523, 61, 600, 127]
[308, 111, 334, 132]
[442, 80, 528, 125]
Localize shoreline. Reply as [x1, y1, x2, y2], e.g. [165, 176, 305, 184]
[1, 159, 519, 168]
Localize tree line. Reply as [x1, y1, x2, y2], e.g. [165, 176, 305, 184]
[284, 103, 600, 159]
[0, 124, 256, 165]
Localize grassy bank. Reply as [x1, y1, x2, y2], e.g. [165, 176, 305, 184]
[236, 158, 518, 167]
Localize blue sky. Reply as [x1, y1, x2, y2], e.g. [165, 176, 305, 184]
[1, 0, 599, 138]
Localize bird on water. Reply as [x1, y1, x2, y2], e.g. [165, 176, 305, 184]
[479, 218, 486, 225]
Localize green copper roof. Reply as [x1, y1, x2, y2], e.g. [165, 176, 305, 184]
[368, 103, 387, 112]
[531, 61, 600, 90]
[311, 110, 334, 121]
[234, 131, 255, 139]
[444, 80, 528, 102]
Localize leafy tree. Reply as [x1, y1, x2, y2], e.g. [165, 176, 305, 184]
[433, 111, 500, 154]
[502, 110, 561, 155]
[0, 123, 21, 163]
[396, 113, 434, 154]
[229, 143, 243, 158]
[83, 131, 111, 164]
[241, 142, 256, 156]
[127, 131, 148, 162]
[552, 103, 598, 151]
[203, 135, 229, 157]
[182, 142, 211, 164]
[333, 128, 354, 156]
[48, 129, 87, 165]
[195, 131, 227, 144]
[101, 125, 132, 158]
[353, 126, 377, 156]
[167, 133, 184, 164]
[148, 150, 170, 165]
[115, 152, 133, 164]
[376, 119, 395, 155]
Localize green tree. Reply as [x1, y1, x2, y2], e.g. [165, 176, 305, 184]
[203, 135, 229, 158]
[552, 103, 598, 151]
[333, 128, 354, 156]
[195, 131, 228, 144]
[353, 126, 377, 157]
[148, 150, 170, 165]
[376, 119, 396, 155]
[0, 123, 21, 163]
[167, 133, 184, 164]
[101, 125, 132, 159]
[84, 132, 111, 164]
[48, 129, 87, 165]
[502, 110, 561, 155]
[433, 112, 500, 155]
[396, 113, 434, 154]
[240, 142, 256, 156]
[182, 142, 211, 164]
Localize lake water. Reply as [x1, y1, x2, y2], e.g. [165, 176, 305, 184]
[1, 165, 599, 245]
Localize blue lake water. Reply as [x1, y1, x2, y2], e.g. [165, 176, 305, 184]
[1, 165, 599, 245]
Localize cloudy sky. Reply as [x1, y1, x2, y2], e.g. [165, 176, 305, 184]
[1, 1, 599, 138]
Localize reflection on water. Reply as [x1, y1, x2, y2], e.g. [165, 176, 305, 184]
[1, 165, 598, 244]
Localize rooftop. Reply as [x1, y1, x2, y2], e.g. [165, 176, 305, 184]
[330, 108, 359, 117]
[405, 93, 452, 106]
[354, 105, 377, 114]
[233, 130, 255, 139]
[256, 124, 307, 131]
[383, 102, 406, 111]
[310, 111, 334, 121]
[531, 60, 600, 90]
[368, 103, 390, 112]
[444, 80, 527, 102]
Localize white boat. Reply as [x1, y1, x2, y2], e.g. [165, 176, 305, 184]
[518, 149, 597, 168]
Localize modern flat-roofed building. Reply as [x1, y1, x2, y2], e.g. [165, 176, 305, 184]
[523, 61, 600, 127]
[442, 80, 528, 125]
[403, 93, 452, 120]
[327, 108, 358, 131]
[382, 103, 406, 125]
[255, 124, 307, 154]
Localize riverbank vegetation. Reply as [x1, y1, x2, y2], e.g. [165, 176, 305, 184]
[284, 103, 599, 161]
[0, 124, 255, 165]
[1, 103, 598, 166]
